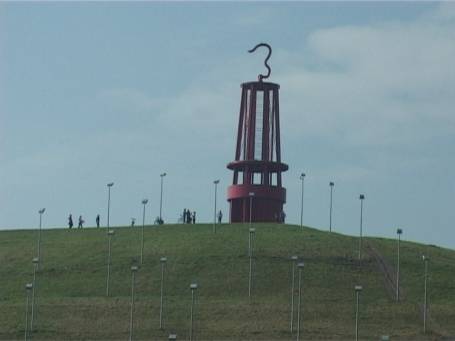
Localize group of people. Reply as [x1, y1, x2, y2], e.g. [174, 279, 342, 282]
[182, 209, 196, 224]
[68, 209, 225, 228]
[68, 214, 100, 229]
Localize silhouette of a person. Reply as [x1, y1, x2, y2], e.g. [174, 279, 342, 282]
[192, 211, 196, 224]
[96, 214, 100, 228]
[78, 215, 84, 228]
[68, 214, 73, 229]
[218, 210, 222, 224]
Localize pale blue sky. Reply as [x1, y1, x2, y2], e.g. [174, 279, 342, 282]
[1, 2, 454, 249]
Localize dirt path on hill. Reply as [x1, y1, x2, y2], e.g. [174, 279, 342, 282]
[365, 242, 399, 300]
[365, 241, 453, 339]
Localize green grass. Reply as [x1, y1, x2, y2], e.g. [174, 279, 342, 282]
[0, 223, 454, 340]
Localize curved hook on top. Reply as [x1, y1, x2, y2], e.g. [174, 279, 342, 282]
[248, 43, 272, 82]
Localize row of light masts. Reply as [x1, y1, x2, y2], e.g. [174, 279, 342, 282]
[25, 252, 197, 340]
[106, 174, 166, 230]
[299, 174, 367, 260]
[25, 175, 429, 339]
[23, 228, 431, 340]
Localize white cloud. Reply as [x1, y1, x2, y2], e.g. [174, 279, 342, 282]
[272, 5, 455, 153]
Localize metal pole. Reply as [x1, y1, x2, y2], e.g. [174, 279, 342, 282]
[300, 174, 305, 229]
[355, 291, 360, 341]
[423, 256, 429, 333]
[354, 285, 362, 341]
[129, 266, 138, 341]
[396, 229, 402, 302]
[106, 230, 114, 296]
[30, 258, 39, 331]
[249, 196, 253, 229]
[189, 284, 198, 341]
[37, 213, 42, 270]
[107, 186, 111, 230]
[358, 195, 364, 261]
[213, 180, 219, 233]
[290, 256, 298, 333]
[329, 182, 334, 232]
[190, 289, 194, 341]
[25, 283, 32, 341]
[248, 228, 255, 299]
[141, 203, 145, 264]
[296, 263, 304, 341]
[159, 173, 166, 222]
[159, 257, 167, 330]
[140, 200, 148, 265]
[37, 209, 45, 269]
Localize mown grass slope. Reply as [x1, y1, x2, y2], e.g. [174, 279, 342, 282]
[0, 223, 454, 340]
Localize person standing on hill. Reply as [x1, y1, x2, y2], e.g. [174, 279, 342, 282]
[183, 209, 187, 224]
[68, 214, 73, 229]
[192, 211, 196, 224]
[218, 210, 222, 224]
[78, 215, 84, 228]
[96, 214, 100, 228]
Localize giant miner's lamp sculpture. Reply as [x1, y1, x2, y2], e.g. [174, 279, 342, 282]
[227, 43, 288, 223]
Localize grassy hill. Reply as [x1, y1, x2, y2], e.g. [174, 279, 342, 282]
[0, 223, 454, 340]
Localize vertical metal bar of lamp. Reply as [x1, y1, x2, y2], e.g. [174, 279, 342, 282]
[159, 257, 167, 330]
[37, 208, 45, 270]
[423, 255, 429, 333]
[358, 194, 365, 261]
[189, 283, 198, 341]
[355, 285, 362, 341]
[329, 182, 334, 232]
[213, 180, 219, 233]
[129, 265, 138, 341]
[290, 255, 298, 333]
[24, 283, 33, 341]
[248, 192, 254, 229]
[248, 228, 255, 299]
[140, 199, 148, 265]
[300, 173, 305, 229]
[396, 228, 403, 302]
[30, 258, 39, 331]
[106, 230, 115, 296]
[296, 262, 304, 341]
[107, 182, 114, 232]
[159, 173, 166, 223]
